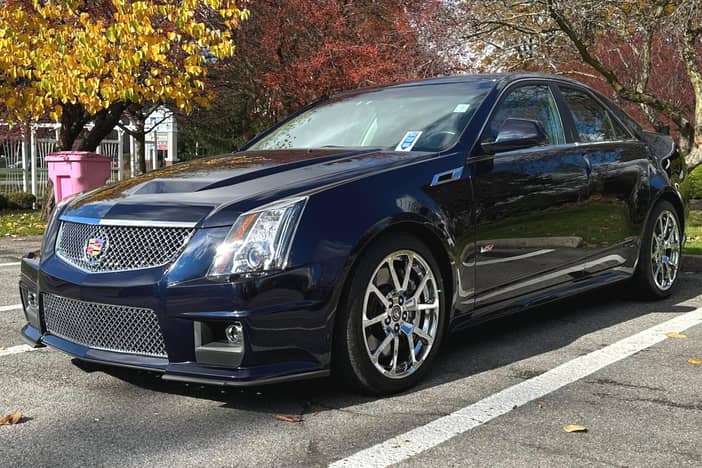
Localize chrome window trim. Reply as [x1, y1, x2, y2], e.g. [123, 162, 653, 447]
[572, 139, 642, 147]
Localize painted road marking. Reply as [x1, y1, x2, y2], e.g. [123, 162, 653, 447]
[331, 307, 702, 468]
[0, 304, 22, 312]
[0, 262, 20, 268]
[0, 344, 39, 358]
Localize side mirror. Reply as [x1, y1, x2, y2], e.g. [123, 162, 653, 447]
[481, 118, 548, 154]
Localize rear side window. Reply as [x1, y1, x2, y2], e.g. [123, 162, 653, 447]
[486, 84, 565, 145]
[560, 87, 629, 142]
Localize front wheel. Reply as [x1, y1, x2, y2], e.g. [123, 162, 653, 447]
[634, 201, 682, 299]
[334, 234, 446, 395]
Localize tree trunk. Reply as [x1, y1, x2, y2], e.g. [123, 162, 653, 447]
[40, 180, 55, 220]
[685, 126, 702, 172]
[139, 130, 146, 174]
[134, 116, 147, 175]
[59, 103, 88, 151]
[40, 102, 127, 220]
[76, 102, 127, 151]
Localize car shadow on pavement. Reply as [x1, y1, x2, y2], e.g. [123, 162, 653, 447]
[86, 274, 702, 415]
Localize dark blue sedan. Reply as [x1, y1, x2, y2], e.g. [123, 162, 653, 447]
[20, 74, 686, 394]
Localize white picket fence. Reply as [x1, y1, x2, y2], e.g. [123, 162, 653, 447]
[0, 123, 123, 199]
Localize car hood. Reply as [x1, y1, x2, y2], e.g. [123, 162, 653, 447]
[62, 148, 433, 227]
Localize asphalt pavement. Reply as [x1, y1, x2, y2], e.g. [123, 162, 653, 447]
[1, 236, 701, 467]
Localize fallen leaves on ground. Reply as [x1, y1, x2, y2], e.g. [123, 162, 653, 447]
[665, 332, 687, 339]
[688, 358, 702, 365]
[0, 411, 23, 425]
[273, 414, 304, 423]
[0, 210, 45, 237]
[563, 424, 587, 433]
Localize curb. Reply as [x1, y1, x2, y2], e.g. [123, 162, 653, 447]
[682, 254, 702, 273]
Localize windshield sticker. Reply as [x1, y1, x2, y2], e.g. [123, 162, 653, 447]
[395, 131, 422, 152]
[453, 103, 471, 113]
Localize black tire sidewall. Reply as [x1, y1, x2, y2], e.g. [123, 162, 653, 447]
[336, 234, 447, 395]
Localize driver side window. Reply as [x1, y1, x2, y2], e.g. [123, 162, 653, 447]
[486, 85, 565, 146]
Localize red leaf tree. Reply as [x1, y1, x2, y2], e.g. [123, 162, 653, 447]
[179, 0, 449, 156]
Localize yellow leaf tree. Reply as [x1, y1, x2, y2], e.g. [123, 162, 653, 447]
[0, 0, 248, 156]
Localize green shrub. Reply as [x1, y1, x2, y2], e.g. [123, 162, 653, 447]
[683, 165, 702, 199]
[7, 191, 36, 210]
[0, 194, 7, 210]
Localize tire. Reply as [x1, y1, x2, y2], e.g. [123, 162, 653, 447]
[334, 233, 447, 395]
[633, 200, 682, 299]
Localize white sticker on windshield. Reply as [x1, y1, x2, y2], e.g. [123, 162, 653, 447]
[395, 131, 422, 152]
[453, 103, 471, 113]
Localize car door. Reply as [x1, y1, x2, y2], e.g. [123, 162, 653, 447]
[557, 85, 650, 274]
[467, 82, 592, 310]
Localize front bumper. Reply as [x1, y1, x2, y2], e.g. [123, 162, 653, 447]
[19, 252, 334, 387]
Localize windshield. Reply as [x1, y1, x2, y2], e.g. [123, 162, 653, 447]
[249, 81, 494, 152]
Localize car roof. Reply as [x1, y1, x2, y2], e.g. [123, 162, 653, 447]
[331, 73, 590, 98]
[386, 72, 586, 88]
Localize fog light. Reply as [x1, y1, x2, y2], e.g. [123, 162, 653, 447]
[21, 287, 40, 328]
[225, 322, 243, 345]
[26, 291, 38, 309]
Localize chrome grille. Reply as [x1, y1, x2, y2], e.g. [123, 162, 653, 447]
[56, 221, 194, 273]
[43, 293, 167, 358]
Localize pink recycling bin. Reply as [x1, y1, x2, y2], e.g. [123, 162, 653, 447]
[46, 151, 112, 202]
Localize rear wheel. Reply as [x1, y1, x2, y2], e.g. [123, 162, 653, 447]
[334, 234, 446, 395]
[634, 201, 682, 299]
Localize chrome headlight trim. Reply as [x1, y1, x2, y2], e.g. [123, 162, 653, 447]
[208, 196, 308, 277]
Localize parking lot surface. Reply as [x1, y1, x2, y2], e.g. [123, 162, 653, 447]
[1, 237, 701, 467]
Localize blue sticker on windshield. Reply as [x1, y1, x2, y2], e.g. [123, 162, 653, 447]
[395, 131, 422, 152]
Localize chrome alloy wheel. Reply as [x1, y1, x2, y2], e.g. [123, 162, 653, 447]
[362, 250, 440, 379]
[651, 210, 681, 291]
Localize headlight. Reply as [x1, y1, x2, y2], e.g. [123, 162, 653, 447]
[208, 197, 307, 277]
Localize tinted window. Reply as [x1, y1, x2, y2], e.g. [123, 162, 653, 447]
[249, 82, 494, 152]
[486, 84, 565, 146]
[560, 87, 628, 142]
[597, 93, 642, 136]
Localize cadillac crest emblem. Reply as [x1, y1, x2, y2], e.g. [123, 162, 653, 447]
[84, 237, 108, 265]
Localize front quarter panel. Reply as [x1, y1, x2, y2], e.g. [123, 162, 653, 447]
[288, 151, 473, 340]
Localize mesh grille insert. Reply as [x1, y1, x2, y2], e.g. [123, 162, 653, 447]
[56, 221, 194, 273]
[43, 293, 167, 358]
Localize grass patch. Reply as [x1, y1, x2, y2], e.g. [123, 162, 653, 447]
[0, 210, 46, 237]
[684, 210, 702, 255]
[682, 166, 702, 200]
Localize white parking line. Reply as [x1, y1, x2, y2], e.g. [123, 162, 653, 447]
[330, 307, 702, 468]
[0, 304, 22, 312]
[0, 344, 39, 358]
[0, 262, 20, 267]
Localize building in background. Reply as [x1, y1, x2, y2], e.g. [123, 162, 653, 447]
[143, 107, 178, 170]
